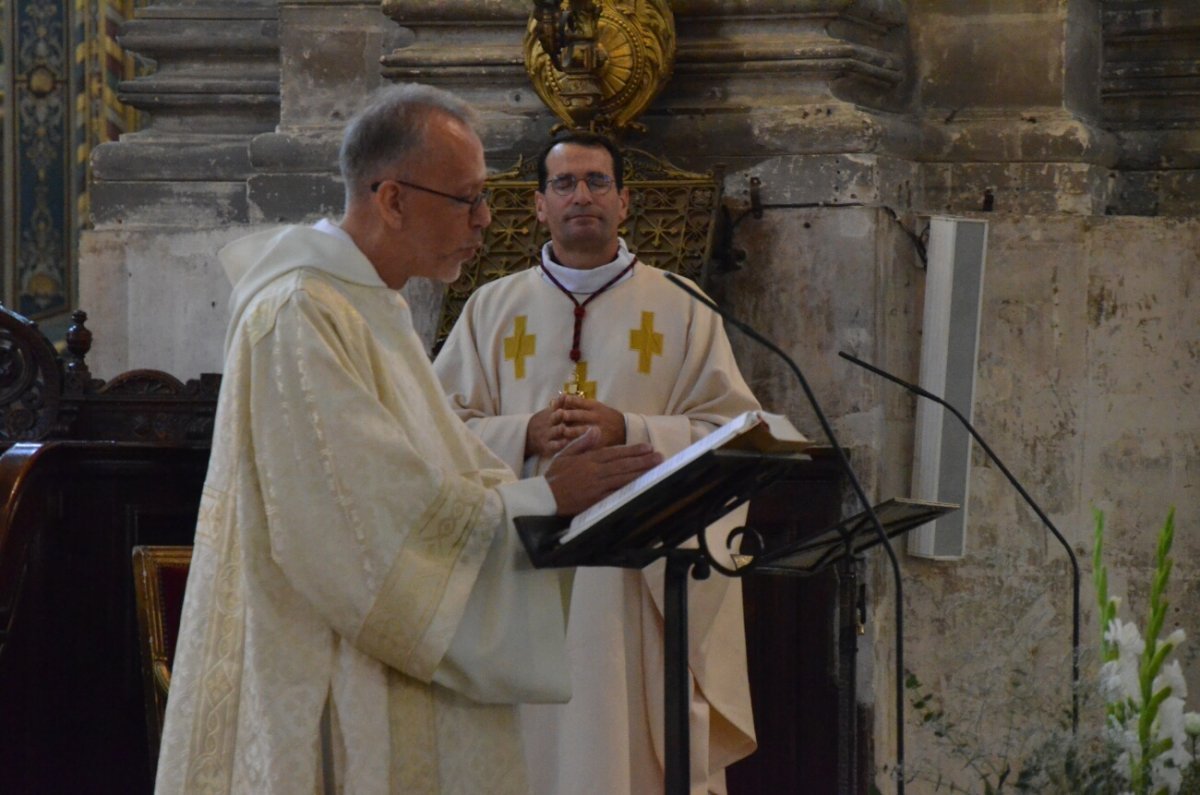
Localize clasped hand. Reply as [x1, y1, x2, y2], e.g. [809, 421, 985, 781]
[526, 394, 626, 459]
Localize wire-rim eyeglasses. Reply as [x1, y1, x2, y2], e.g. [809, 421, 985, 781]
[544, 173, 616, 197]
[370, 177, 490, 211]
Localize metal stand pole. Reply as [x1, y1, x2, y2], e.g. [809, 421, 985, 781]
[664, 549, 706, 795]
[835, 553, 860, 795]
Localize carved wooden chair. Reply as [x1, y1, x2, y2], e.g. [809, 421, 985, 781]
[0, 304, 216, 793]
[131, 544, 193, 769]
[434, 147, 727, 353]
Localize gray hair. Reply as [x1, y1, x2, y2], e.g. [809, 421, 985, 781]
[338, 83, 479, 202]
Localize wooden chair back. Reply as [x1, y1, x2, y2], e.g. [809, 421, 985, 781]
[131, 545, 193, 770]
[0, 304, 215, 793]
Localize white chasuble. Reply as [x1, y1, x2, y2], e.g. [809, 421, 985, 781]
[156, 225, 570, 795]
[434, 251, 765, 795]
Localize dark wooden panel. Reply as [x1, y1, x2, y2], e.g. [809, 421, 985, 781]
[727, 451, 848, 794]
[0, 442, 207, 794]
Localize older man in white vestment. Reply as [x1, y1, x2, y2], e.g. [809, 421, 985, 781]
[434, 131, 768, 794]
[155, 86, 662, 795]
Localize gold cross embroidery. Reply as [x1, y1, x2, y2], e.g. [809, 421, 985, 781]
[629, 311, 663, 374]
[503, 315, 536, 379]
[563, 361, 597, 399]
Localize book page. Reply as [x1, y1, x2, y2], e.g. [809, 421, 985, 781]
[559, 411, 808, 544]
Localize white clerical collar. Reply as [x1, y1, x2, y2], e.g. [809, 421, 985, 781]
[312, 218, 355, 246]
[539, 238, 636, 293]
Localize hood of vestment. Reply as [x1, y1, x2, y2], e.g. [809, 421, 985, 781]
[219, 224, 387, 355]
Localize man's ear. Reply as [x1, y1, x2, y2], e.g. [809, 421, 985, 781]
[534, 190, 548, 224]
[617, 186, 630, 223]
[375, 182, 406, 229]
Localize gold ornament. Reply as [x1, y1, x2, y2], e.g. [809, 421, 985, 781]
[525, 0, 676, 134]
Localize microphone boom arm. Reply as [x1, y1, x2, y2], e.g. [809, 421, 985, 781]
[838, 350, 1081, 735]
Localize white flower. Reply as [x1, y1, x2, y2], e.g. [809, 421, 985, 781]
[1146, 676, 1192, 793]
[1154, 694, 1186, 752]
[1099, 661, 1126, 702]
[1185, 712, 1200, 737]
[1106, 617, 1146, 656]
[1105, 619, 1147, 703]
[1157, 659, 1189, 700]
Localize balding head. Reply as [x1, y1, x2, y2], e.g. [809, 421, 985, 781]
[339, 83, 480, 206]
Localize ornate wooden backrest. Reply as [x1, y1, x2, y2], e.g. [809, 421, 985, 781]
[434, 147, 724, 353]
[0, 304, 217, 792]
[0, 306, 219, 447]
[0, 304, 63, 441]
[131, 545, 192, 770]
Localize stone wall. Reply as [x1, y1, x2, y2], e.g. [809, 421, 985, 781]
[82, 1, 1198, 791]
[897, 215, 1199, 792]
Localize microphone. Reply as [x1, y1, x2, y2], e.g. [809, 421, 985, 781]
[664, 273, 911, 794]
[838, 350, 1081, 734]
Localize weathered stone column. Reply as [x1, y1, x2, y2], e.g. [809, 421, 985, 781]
[911, 0, 1117, 215]
[248, 0, 406, 224]
[82, 0, 281, 377]
[91, 0, 281, 226]
[380, 0, 916, 196]
[379, 1, 549, 160]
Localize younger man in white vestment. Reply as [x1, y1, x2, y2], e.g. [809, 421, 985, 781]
[434, 132, 765, 794]
[155, 87, 662, 795]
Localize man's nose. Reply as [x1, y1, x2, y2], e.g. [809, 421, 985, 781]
[471, 198, 492, 228]
[569, 181, 594, 203]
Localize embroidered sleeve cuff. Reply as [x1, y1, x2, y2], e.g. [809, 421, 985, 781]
[430, 476, 571, 703]
[355, 476, 495, 682]
[624, 412, 650, 446]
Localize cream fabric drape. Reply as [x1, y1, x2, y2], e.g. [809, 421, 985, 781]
[435, 255, 762, 795]
[157, 225, 570, 794]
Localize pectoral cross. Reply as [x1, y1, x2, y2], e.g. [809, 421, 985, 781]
[562, 361, 597, 400]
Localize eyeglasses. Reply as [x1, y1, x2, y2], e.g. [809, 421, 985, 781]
[370, 177, 490, 212]
[545, 173, 615, 197]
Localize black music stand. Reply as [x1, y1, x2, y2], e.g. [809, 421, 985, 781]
[516, 448, 810, 795]
[751, 497, 958, 576]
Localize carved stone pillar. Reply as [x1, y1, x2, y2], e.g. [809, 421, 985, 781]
[246, 0, 404, 225]
[379, 0, 916, 217]
[81, 1, 281, 379]
[911, 0, 1118, 215]
[663, 0, 916, 215]
[379, 1, 550, 159]
[89, 1, 280, 227]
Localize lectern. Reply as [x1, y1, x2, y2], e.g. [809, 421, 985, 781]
[517, 448, 956, 795]
[517, 448, 806, 794]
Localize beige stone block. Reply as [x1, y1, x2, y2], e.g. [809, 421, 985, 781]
[914, 13, 1068, 108]
[78, 232, 135, 379]
[279, 5, 392, 129]
[78, 228, 242, 378]
[1084, 218, 1200, 397]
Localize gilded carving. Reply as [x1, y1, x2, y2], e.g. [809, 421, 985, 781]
[525, 0, 676, 133]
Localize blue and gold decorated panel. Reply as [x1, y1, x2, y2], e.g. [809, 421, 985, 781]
[2, 0, 139, 331]
[12, 0, 72, 319]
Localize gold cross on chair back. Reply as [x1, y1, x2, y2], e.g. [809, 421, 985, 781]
[433, 147, 724, 354]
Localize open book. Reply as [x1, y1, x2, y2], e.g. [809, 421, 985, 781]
[559, 410, 811, 544]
